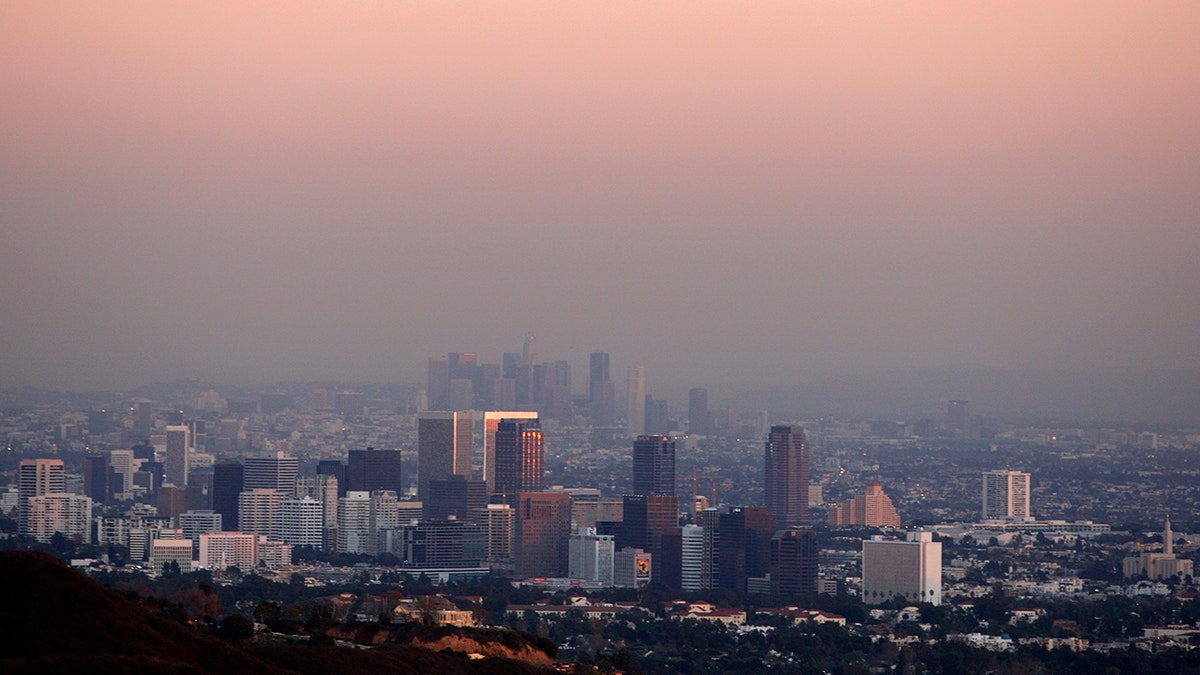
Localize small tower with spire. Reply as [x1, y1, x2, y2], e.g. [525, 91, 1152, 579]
[1164, 512, 1173, 556]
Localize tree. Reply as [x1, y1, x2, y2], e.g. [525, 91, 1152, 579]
[254, 601, 281, 623]
[216, 614, 254, 642]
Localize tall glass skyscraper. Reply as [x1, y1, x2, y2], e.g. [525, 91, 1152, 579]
[764, 424, 811, 528]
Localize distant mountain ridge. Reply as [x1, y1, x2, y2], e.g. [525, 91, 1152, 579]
[729, 366, 1200, 425]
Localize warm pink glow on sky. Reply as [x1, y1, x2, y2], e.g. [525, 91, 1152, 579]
[2, 2, 1198, 393]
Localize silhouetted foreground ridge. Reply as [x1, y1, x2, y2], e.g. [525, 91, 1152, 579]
[0, 551, 549, 674]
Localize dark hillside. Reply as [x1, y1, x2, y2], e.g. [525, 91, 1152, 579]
[0, 551, 548, 674]
[0, 551, 281, 673]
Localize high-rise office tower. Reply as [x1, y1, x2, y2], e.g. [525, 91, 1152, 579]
[982, 470, 1031, 520]
[589, 352, 610, 394]
[418, 411, 473, 501]
[947, 400, 970, 436]
[688, 388, 711, 436]
[699, 507, 721, 590]
[109, 449, 134, 497]
[164, 425, 190, 487]
[427, 357, 449, 410]
[862, 531, 942, 606]
[522, 333, 536, 367]
[426, 475, 489, 522]
[337, 491, 372, 554]
[680, 524, 705, 591]
[764, 425, 811, 528]
[626, 366, 646, 436]
[427, 473, 487, 521]
[446, 352, 479, 408]
[477, 503, 515, 564]
[515, 491, 572, 578]
[633, 435, 676, 497]
[243, 452, 298, 493]
[659, 527, 684, 589]
[238, 488, 282, 540]
[82, 454, 110, 504]
[369, 490, 401, 556]
[211, 462, 244, 532]
[588, 352, 615, 426]
[347, 447, 404, 496]
[178, 510, 222, 556]
[157, 485, 190, 519]
[18, 459, 65, 535]
[188, 419, 206, 454]
[540, 360, 573, 425]
[478, 363, 501, 409]
[316, 460, 347, 498]
[770, 529, 819, 598]
[493, 417, 544, 502]
[482, 411, 539, 493]
[619, 493, 678, 583]
[644, 396, 669, 436]
[717, 506, 776, 593]
[295, 474, 339, 549]
[135, 400, 154, 437]
[279, 497, 324, 548]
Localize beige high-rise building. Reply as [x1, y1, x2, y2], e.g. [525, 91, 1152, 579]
[829, 482, 901, 527]
[26, 493, 92, 543]
[18, 459, 65, 535]
[626, 366, 646, 437]
[200, 531, 259, 570]
[238, 488, 282, 540]
[982, 470, 1031, 520]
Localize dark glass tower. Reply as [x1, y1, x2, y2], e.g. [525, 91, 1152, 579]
[347, 447, 404, 496]
[426, 474, 489, 522]
[770, 529, 819, 598]
[211, 462, 244, 531]
[717, 506, 776, 592]
[493, 418, 543, 503]
[632, 435, 675, 497]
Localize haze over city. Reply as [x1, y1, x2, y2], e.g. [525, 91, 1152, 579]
[3, 3, 1199, 406]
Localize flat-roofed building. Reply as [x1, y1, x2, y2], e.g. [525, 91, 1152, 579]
[150, 538, 195, 574]
[200, 531, 259, 570]
[862, 531, 942, 606]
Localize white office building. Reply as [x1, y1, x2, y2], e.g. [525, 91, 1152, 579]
[862, 531, 942, 606]
[680, 524, 705, 591]
[568, 527, 615, 585]
[280, 497, 324, 548]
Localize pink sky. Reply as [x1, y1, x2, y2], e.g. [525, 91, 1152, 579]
[2, 2, 1198, 394]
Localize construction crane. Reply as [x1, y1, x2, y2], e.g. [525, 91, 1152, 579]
[689, 474, 721, 507]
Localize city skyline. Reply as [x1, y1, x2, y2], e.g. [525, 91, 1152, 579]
[2, 3, 1198, 399]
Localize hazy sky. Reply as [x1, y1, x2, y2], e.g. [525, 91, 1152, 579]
[3, 2, 1198, 399]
